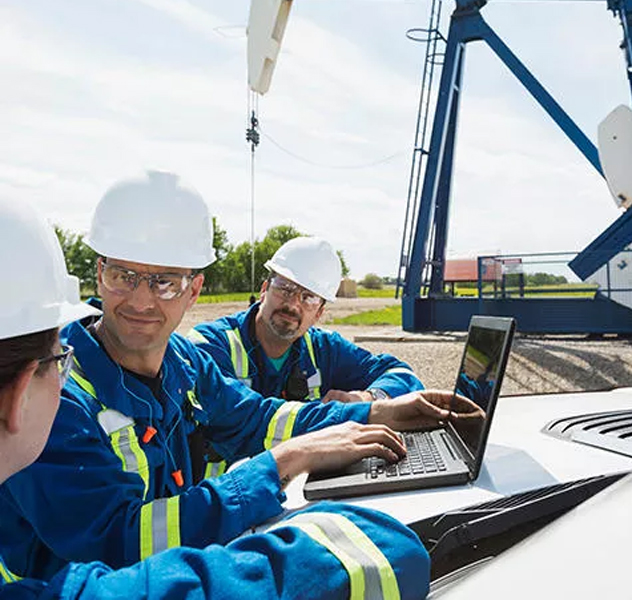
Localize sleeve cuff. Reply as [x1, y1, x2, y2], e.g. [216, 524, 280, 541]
[227, 451, 286, 530]
[337, 401, 371, 424]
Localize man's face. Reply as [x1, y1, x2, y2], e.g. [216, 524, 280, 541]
[258, 275, 325, 342]
[97, 257, 203, 354]
[3, 337, 65, 479]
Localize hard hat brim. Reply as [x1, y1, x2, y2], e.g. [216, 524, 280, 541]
[0, 302, 100, 340]
[265, 262, 336, 303]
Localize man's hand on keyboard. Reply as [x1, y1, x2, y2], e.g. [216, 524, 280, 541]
[270, 422, 406, 484]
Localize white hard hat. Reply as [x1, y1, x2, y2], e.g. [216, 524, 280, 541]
[87, 171, 216, 269]
[264, 237, 342, 302]
[0, 199, 100, 340]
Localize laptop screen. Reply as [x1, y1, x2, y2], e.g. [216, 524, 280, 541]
[450, 318, 514, 466]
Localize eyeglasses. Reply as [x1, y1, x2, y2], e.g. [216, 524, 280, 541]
[101, 261, 195, 301]
[39, 344, 74, 386]
[268, 276, 323, 308]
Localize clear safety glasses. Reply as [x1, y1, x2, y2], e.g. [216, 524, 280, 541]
[101, 261, 195, 301]
[39, 344, 74, 386]
[268, 275, 323, 309]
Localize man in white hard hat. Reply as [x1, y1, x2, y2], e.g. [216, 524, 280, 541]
[0, 171, 455, 581]
[0, 196, 430, 600]
[190, 236, 423, 403]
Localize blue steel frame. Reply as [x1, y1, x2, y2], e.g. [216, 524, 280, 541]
[608, 0, 632, 94]
[403, 0, 632, 333]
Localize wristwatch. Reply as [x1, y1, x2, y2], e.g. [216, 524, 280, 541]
[368, 388, 389, 401]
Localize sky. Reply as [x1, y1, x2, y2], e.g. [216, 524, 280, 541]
[1, 0, 630, 281]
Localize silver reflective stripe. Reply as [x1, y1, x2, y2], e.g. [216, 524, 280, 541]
[140, 496, 181, 560]
[306, 369, 322, 400]
[186, 328, 208, 344]
[151, 498, 169, 554]
[116, 427, 140, 473]
[303, 332, 321, 400]
[384, 367, 416, 376]
[98, 409, 135, 435]
[290, 514, 383, 600]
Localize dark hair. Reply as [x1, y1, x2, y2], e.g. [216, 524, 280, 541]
[0, 328, 58, 391]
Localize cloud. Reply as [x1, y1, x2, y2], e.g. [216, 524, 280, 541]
[129, 0, 227, 40]
[0, 0, 629, 283]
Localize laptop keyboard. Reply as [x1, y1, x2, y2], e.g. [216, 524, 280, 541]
[366, 432, 447, 479]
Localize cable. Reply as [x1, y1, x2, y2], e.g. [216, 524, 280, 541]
[117, 364, 183, 485]
[261, 130, 406, 170]
[246, 90, 260, 301]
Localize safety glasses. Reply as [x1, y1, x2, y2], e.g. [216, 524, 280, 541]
[101, 261, 195, 301]
[39, 344, 74, 386]
[268, 275, 323, 308]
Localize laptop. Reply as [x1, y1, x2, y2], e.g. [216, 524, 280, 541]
[303, 315, 516, 500]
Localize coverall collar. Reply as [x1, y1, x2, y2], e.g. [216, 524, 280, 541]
[62, 299, 198, 420]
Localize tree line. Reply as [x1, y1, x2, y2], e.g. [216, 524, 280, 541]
[55, 221, 349, 295]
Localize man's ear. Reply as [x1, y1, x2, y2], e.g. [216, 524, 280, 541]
[315, 301, 326, 321]
[186, 273, 205, 310]
[259, 279, 269, 301]
[0, 362, 37, 435]
[96, 257, 105, 297]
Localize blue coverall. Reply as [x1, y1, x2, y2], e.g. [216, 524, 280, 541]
[0, 503, 430, 599]
[0, 302, 375, 581]
[190, 303, 423, 400]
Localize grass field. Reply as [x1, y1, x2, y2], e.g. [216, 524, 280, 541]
[456, 284, 597, 298]
[356, 288, 397, 298]
[197, 287, 397, 304]
[333, 283, 598, 326]
[197, 292, 253, 303]
[333, 306, 402, 326]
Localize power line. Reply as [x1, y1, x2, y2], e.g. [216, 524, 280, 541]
[261, 131, 406, 170]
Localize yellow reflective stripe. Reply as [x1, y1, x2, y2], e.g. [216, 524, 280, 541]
[0, 561, 10, 583]
[187, 389, 203, 411]
[166, 496, 181, 549]
[270, 512, 400, 600]
[110, 425, 150, 498]
[264, 402, 302, 450]
[140, 502, 153, 560]
[0, 558, 21, 583]
[110, 430, 127, 468]
[227, 332, 238, 373]
[140, 496, 181, 560]
[68, 358, 97, 398]
[127, 427, 150, 496]
[226, 329, 249, 379]
[187, 328, 208, 344]
[303, 332, 317, 366]
[204, 460, 227, 479]
[303, 333, 321, 399]
[281, 522, 365, 600]
[328, 513, 400, 600]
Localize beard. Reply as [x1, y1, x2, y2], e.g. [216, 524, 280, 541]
[267, 307, 302, 340]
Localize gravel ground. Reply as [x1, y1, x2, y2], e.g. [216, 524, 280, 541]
[178, 298, 632, 396]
